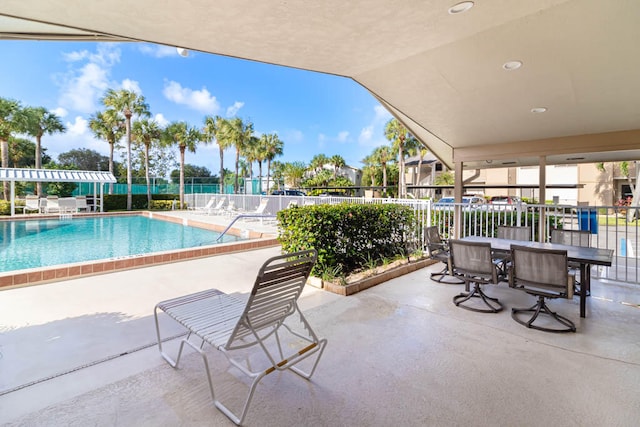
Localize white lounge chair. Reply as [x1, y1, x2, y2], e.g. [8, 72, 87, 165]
[17, 195, 41, 214]
[75, 196, 90, 212]
[189, 196, 216, 214]
[154, 249, 326, 426]
[44, 196, 61, 213]
[58, 197, 77, 213]
[207, 197, 226, 215]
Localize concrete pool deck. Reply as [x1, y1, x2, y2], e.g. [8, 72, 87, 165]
[1, 244, 639, 426]
[0, 210, 279, 289]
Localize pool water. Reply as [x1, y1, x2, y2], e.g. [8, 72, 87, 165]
[0, 216, 240, 273]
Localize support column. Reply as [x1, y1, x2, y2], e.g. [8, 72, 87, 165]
[538, 156, 546, 242]
[454, 161, 463, 239]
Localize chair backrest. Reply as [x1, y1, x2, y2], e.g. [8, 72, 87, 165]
[255, 198, 269, 213]
[449, 239, 497, 282]
[25, 195, 39, 209]
[509, 244, 572, 298]
[424, 226, 445, 256]
[213, 197, 226, 210]
[59, 198, 76, 211]
[550, 228, 590, 247]
[204, 196, 216, 208]
[225, 249, 317, 350]
[497, 225, 531, 241]
[46, 195, 60, 208]
[75, 196, 88, 208]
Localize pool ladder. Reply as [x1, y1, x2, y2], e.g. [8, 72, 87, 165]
[59, 213, 73, 220]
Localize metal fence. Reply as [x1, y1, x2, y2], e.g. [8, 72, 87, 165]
[184, 194, 639, 285]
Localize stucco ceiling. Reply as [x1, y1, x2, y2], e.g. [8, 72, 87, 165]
[2, 0, 639, 169]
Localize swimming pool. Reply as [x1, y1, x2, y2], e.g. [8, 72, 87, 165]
[0, 215, 241, 273]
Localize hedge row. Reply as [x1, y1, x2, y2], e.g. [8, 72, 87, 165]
[277, 203, 416, 278]
[102, 194, 183, 211]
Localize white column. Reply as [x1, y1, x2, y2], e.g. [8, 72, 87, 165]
[538, 156, 547, 242]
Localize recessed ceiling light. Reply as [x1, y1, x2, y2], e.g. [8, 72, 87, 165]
[531, 107, 547, 113]
[503, 60, 522, 71]
[448, 1, 474, 14]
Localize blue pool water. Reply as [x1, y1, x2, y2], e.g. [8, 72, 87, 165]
[0, 215, 240, 273]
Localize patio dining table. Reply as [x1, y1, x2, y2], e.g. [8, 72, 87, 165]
[461, 236, 614, 318]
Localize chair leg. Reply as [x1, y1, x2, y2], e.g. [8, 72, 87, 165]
[453, 282, 503, 313]
[511, 296, 576, 333]
[430, 264, 465, 284]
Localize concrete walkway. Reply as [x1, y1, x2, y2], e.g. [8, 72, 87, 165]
[1, 247, 639, 426]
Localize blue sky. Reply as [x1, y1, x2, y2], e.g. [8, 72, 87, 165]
[0, 41, 393, 177]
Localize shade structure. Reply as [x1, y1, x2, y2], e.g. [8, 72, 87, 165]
[1, 168, 116, 216]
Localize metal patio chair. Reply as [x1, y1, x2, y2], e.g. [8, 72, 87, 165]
[424, 226, 464, 284]
[450, 239, 504, 313]
[509, 244, 576, 333]
[495, 225, 532, 275]
[550, 228, 591, 295]
[154, 249, 327, 425]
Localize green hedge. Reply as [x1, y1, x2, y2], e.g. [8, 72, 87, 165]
[277, 203, 416, 278]
[103, 194, 182, 211]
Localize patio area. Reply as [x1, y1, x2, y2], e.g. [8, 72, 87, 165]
[1, 245, 639, 426]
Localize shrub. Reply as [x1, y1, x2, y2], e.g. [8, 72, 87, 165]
[103, 194, 180, 211]
[277, 203, 416, 278]
[0, 200, 11, 216]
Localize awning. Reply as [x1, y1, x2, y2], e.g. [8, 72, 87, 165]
[0, 168, 117, 183]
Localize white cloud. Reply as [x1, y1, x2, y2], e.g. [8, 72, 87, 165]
[52, 107, 68, 118]
[138, 44, 181, 58]
[56, 44, 122, 114]
[162, 80, 221, 114]
[154, 113, 169, 127]
[283, 129, 304, 144]
[358, 105, 392, 148]
[337, 131, 349, 143]
[121, 79, 142, 94]
[317, 130, 350, 148]
[67, 116, 88, 136]
[226, 101, 245, 117]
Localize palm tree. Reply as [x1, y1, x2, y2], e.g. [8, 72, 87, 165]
[263, 133, 283, 194]
[361, 153, 379, 187]
[89, 109, 125, 194]
[254, 135, 269, 194]
[162, 121, 201, 207]
[22, 107, 66, 195]
[283, 161, 307, 188]
[385, 118, 418, 198]
[202, 115, 231, 194]
[222, 117, 254, 194]
[0, 98, 23, 199]
[329, 154, 346, 178]
[372, 145, 395, 191]
[102, 89, 150, 210]
[310, 153, 329, 174]
[243, 135, 260, 184]
[132, 118, 162, 207]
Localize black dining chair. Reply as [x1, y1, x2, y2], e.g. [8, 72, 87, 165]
[424, 226, 464, 284]
[550, 228, 591, 295]
[449, 239, 504, 313]
[509, 244, 576, 333]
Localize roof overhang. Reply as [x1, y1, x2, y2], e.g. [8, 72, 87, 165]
[1, 0, 639, 170]
[0, 168, 117, 183]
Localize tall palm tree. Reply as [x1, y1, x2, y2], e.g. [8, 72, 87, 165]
[283, 161, 307, 188]
[254, 135, 270, 194]
[102, 89, 150, 210]
[162, 121, 201, 207]
[385, 118, 418, 198]
[202, 115, 231, 194]
[330, 154, 346, 178]
[263, 133, 283, 194]
[22, 107, 66, 195]
[310, 153, 329, 174]
[243, 136, 260, 184]
[132, 118, 162, 207]
[0, 98, 23, 199]
[222, 117, 254, 194]
[372, 145, 395, 191]
[89, 109, 125, 194]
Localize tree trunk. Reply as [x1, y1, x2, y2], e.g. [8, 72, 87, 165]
[258, 160, 263, 194]
[36, 135, 42, 196]
[234, 150, 240, 194]
[219, 147, 225, 194]
[1, 139, 9, 200]
[266, 159, 271, 194]
[125, 115, 132, 211]
[398, 143, 405, 198]
[145, 143, 151, 208]
[179, 148, 185, 207]
[108, 142, 114, 194]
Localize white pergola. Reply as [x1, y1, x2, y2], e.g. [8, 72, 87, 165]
[0, 168, 117, 216]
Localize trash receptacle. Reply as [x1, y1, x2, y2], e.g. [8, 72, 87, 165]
[578, 209, 598, 234]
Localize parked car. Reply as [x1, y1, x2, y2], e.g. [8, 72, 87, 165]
[434, 196, 486, 211]
[271, 189, 307, 196]
[489, 195, 526, 211]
